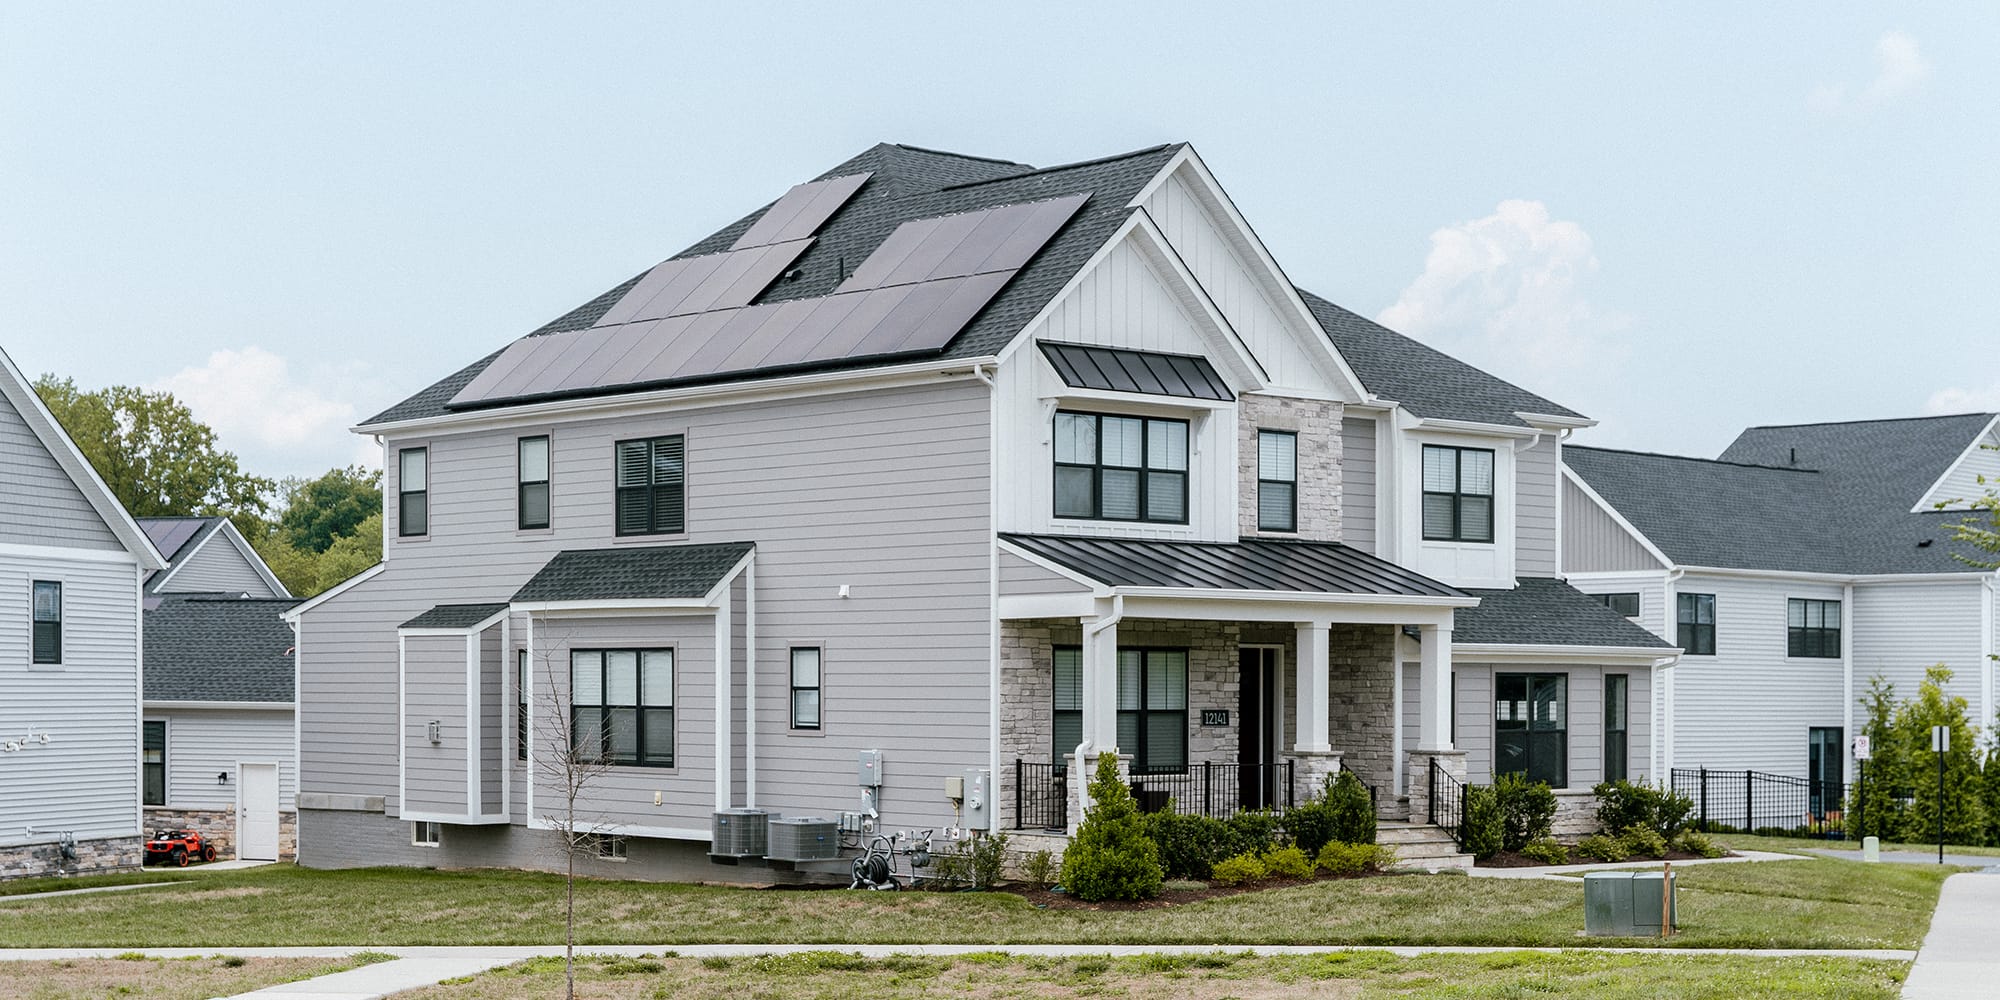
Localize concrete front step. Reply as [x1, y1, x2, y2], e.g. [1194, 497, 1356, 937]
[1373, 822, 1475, 869]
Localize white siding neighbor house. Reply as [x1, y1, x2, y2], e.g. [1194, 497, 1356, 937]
[0, 344, 166, 878]
[288, 142, 1673, 879]
[1565, 414, 2000, 830]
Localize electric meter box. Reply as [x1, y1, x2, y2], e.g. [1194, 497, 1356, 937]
[962, 768, 992, 831]
[857, 750, 883, 787]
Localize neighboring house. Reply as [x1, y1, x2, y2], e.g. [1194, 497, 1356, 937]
[0, 345, 166, 878]
[1564, 414, 2000, 825]
[288, 141, 1673, 879]
[138, 516, 299, 861]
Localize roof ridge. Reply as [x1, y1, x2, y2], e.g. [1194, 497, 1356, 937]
[935, 143, 1182, 192]
[1743, 412, 1999, 431]
[887, 143, 1032, 167]
[1566, 444, 1823, 473]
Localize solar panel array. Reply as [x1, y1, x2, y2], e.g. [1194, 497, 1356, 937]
[731, 173, 872, 250]
[140, 519, 207, 561]
[449, 191, 1091, 408]
[1038, 342, 1234, 401]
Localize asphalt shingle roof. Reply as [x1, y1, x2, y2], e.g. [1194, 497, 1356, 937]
[143, 594, 301, 702]
[1000, 533, 1466, 599]
[512, 542, 755, 603]
[1456, 577, 1674, 649]
[401, 603, 510, 630]
[1566, 412, 1999, 575]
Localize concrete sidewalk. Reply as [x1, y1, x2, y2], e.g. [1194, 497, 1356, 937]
[1467, 848, 1807, 880]
[1800, 847, 2000, 868]
[1902, 871, 2000, 999]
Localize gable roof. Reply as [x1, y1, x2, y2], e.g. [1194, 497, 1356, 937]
[0, 344, 166, 569]
[1297, 291, 1583, 428]
[1455, 577, 1675, 649]
[513, 542, 756, 604]
[137, 515, 291, 601]
[143, 593, 301, 703]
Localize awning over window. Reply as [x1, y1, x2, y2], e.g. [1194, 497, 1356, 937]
[1038, 342, 1233, 401]
[1000, 533, 1462, 598]
[511, 542, 755, 604]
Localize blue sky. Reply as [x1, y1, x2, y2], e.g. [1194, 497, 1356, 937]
[5, 4, 1995, 478]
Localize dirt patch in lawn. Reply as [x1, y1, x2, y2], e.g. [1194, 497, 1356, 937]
[993, 869, 1406, 910]
[0, 954, 373, 1000]
[1475, 848, 1735, 868]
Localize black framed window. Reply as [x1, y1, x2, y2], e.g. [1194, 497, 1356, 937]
[516, 649, 529, 761]
[1593, 592, 1640, 618]
[143, 721, 166, 806]
[790, 647, 822, 730]
[615, 436, 685, 536]
[518, 436, 550, 530]
[571, 649, 674, 767]
[1052, 647, 1082, 766]
[596, 834, 628, 860]
[1257, 430, 1297, 532]
[31, 580, 61, 664]
[1053, 412, 1188, 523]
[398, 448, 428, 537]
[1677, 593, 1716, 655]
[1118, 649, 1188, 774]
[1495, 672, 1567, 787]
[1421, 445, 1495, 542]
[1788, 598, 1841, 658]
[1604, 674, 1628, 783]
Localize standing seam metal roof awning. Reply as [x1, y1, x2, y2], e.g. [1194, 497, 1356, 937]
[1038, 342, 1233, 401]
[999, 533, 1466, 599]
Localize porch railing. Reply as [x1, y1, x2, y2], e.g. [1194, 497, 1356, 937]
[1670, 767, 1847, 838]
[1429, 758, 1469, 850]
[1129, 761, 1295, 818]
[1013, 760, 1068, 831]
[1339, 760, 1378, 811]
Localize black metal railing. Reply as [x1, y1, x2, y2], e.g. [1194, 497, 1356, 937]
[1013, 759, 1068, 831]
[1671, 767, 1847, 837]
[1429, 758, 1469, 849]
[1129, 761, 1296, 818]
[1340, 760, 1379, 811]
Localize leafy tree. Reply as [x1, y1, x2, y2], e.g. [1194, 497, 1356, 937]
[32, 375, 271, 536]
[252, 513, 383, 598]
[1846, 676, 1906, 842]
[1890, 665, 1987, 846]
[1058, 753, 1163, 901]
[277, 466, 382, 553]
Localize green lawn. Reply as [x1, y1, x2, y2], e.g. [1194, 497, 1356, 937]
[0, 951, 391, 1000]
[395, 951, 1908, 999]
[0, 857, 1953, 950]
[1718, 832, 2000, 858]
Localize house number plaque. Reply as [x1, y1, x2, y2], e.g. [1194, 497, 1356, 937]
[1200, 710, 1229, 727]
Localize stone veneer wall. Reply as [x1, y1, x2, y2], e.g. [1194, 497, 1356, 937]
[0, 836, 141, 880]
[1327, 623, 1398, 808]
[1238, 393, 1342, 541]
[143, 807, 299, 862]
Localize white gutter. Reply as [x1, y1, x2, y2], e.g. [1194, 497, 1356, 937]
[1451, 643, 1681, 666]
[144, 700, 294, 712]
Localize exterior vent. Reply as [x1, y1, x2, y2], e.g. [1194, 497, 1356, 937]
[710, 809, 771, 858]
[765, 816, 840, 862]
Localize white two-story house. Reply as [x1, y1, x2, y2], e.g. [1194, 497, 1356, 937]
[287, 141, 1671, 879]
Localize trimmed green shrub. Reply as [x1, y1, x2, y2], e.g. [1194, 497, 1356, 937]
[1327, 771, 1377, 846]
[1209, 852, 1266, 886]
[1672, 829, 1724, 859]
[1142, 811, 1232, 881]
[1224, 809, 1284, 857]
[1520, 837, 1569, 865]
[1281, 784, 1338, 859]
[1617, 824, 1668, 859]
[1023, 849, 1056, 890]
[1575, 834, 1626, 863]
[1592, 779, 1695, 839]
[1460, 785, 1504, 859]
[1058, 753, 1164, 901]
[1493, 774, 1558, 852]
[1263, 845, 1314, 880]
[1316, 841, 1398, 875]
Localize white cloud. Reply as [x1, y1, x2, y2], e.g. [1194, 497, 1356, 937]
[151, 346, 360, 470]
[1810, 30, 1931, 115]
[1925, 382, 2000, 415]
[1377, 199, 1628, 390]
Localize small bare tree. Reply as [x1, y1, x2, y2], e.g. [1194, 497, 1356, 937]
[529, 620, 611, 1000]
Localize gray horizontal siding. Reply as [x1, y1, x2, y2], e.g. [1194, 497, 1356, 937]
[1515, 440, 1559, 577]
[1669, 573, 1846, 775]
[159, 533, 278, 596]
[0, 388, 122, 550]
[403, 635, 469, 815]
[150, 708, 296, 811]
[1339, 417, 1375, 554]
[998, 551, 1088, 596]
[1402, 659, 1652, 790]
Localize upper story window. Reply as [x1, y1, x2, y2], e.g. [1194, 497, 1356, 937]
[615, 436, 685, 536]
[397, 448, 428, 537]
[571, 648, 674, 767]
[1053, 412, 1187, 524]
[1788, 598, 1841, 659]
[518, 436, 550, 530]
[1677, 593, 1716, 655]
[1594, 592, 1641, 618]
[1257, 430, 1297, 532]
[1421, 445, 1494, 542]
[31, 581, 61, 664]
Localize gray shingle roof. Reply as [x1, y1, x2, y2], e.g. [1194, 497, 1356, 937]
[1566, 412, 2000, 575]
[364, 143, 1181, 426]
[143, 594, 301, 703]
[401, 603, 510, 630]
[1298, 290, 1583, 427]
[512, 542, 755, 603]
[1455, 578, 1674, 649]
[1000, 533, 1466, 599]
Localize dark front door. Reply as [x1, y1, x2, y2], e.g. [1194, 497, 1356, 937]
[1808, 727, 1844, 818]
[1239, 647, 1280, 809]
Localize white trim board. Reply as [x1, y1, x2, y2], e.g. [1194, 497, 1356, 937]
[1911, 413, 2000, 512]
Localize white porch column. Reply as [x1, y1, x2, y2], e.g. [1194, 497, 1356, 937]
[1417, 623, 1453, 751]
[1293, 621, 1331, 753]
[1080, 615, 1120, 755]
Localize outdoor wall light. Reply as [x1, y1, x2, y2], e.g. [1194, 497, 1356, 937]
[217, 771, 231, 785]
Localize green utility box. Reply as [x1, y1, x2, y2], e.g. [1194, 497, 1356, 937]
[1631, 870, 1678, 934]
[1585, 870, 1679, 936]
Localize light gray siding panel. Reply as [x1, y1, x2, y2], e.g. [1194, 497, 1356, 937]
[402, 635, 469, 815]
[152, 708, 296, 811]
[1852, 580, 1988, 710]
[1515, 441, 1559, 577]
[998, 551, 1089, 596]
[1562, 478, 1664, 573]
[1340, 417, 1375, 554]
[0, 389, 122, 550]
[1567, 572, 1670, 644]
[1670, 574, 1846, 776]
[480, 626, 503, 814]
[158, 533, 278, 596]
[1403, 659, 1652, 789]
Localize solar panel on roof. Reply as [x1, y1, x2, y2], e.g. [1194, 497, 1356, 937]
[593, 238, 812, 328]
[141, 519, 206, 560]
[836, 194, 1088, 293]
[730, 172, 871, 249]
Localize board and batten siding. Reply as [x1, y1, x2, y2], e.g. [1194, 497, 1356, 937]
[1561, 478, 1664, 573]
[1668, 573, 1846, 776]
[0, 557, 141, 845]
[158, 533, 279, 596]
[1400, 659, 1652, 790]
[1339, 417, 1376, 554]
[0, 388, 122, 550]
[149, 708, 296, 811]
[1514, 439, 1560, 577]
[298, 379, 992, 838]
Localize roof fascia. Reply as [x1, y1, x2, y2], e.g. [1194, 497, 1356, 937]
[1910, 413, 2000, 513]
[282, 563, 385, 622]
[1674, 564, 1992, 584]
[510, 599, 715, 616]
[1111, 586, 1479, 609]
[0, 346, 166, 570]
[698, 547, 758, 606]
[398, 609, 508, 636]
[1516, 411, 1597, 430]
[1412, 416, 1542, 438]
[1559, 464, 1675, 570]
[144, 700, 293, 711]
[1453, 642, 1681, 666]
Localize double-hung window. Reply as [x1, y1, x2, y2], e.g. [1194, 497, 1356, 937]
[1604, 675, 1628, 783]
[571, 649, 674, 767]
[1257, 430, 1297, 532]
[142, 721, 166, 806]
[615, 436, 685, 536]
[1052, 647, 1082, 766]
[398, 448, 428, 537]
[1053, 412, 1188, 523]
[790, 647, 822, 730]
[1118, 649, 1188, 774]
[1421, 445, 1494, 542]
[1594, 593, 1641, 618]
[518, 436, 550, 530]
[31, 581, 61, 664]
[1677, 593, 1716, 655]
[1787, 599, 1841, 658]
[1495, 672, 1567, 787]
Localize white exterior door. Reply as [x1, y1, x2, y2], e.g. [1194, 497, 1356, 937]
[237, 762, 280, 860]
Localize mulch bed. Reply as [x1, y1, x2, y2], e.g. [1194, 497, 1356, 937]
[1475, 848, 1736, 868]
[994, 869, 1401, 910]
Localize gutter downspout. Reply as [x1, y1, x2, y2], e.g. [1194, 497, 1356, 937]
[1660, 568, 1684, 779]
[974, 364, 1001, 825]
[1842, 581, 1856, 768]
[745, 556, 757, 809]
[1984, 574, 1997, 751]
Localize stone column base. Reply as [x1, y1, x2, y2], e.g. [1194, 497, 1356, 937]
[1067, 751, 1132, 833]
[1284, 749, 1344, 805]
[1405, 749, 1468, 825]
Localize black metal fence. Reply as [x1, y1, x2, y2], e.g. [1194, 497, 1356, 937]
[1011, 759, 1298, 829]
[1671, 768, 1846, 837]
[1429, 758, 1469, 848]
[1340, 760, 1378, 811]
[1013, 760, 1069, 831]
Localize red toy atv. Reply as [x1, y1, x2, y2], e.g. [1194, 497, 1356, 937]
[143, 829, 217, 867]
